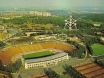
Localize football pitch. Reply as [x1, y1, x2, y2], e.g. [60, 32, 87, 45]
[22, 50, 53, 59]
[91, 43, 104, 56]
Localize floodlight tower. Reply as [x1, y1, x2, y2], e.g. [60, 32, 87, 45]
[64, 15, 77, 30]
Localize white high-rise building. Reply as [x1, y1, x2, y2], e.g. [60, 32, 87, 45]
[30, 11, 34, 15]
[42, 12, 51, 16]
[30, 11, 51, 16]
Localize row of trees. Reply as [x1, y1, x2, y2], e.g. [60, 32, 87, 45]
[94, 60, 104, 68]
[93, 55, 104, 60]
[0, 70, 13, 78]
[0, 60, 13, 78]
[67, 41, 85, 58]
[87, 14, 104, 22]
[7, 59, 22, 73]
[0, 59, 22, 73]
[44, 64, 87, 78]
[0, 41, 6, 47]
[93, 54, 104, 68]
[0, 60, 5, 71]
[81, 36, 100, 45]
[86, 44, 93, 55]
[2, 17, 27, 24]
[44, 68, 60, 78]
[81, 36, 101, 55]
[63, 64, 86, 78]
[73, 13, 104, 23]
[2, 16, 65, 28]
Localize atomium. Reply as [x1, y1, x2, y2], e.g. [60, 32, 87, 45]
[64, 16, 77, 30]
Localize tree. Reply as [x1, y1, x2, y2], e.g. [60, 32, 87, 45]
[0, 60, 5, 71]
[0, 41, 6, 47]
[18, 74, 22, 78]
[45, 68, 60, 78]
[8, 73, 13, 78]
[63, 64, 86, 78]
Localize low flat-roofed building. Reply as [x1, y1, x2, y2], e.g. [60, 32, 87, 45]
[23, 52, 68, 69]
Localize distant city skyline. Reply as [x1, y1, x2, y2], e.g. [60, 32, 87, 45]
[0, 0, 104, 8]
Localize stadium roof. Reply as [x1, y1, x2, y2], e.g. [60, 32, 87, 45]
[25, 52, 68, 63]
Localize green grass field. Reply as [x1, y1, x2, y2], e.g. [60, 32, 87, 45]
[91, 21, 102, 24]
[91, 43, 104, 56]
[87, 20, 102, 25]
[101, 59, 104, 64]
[22, 50, 53, 59]
[60, 74, 72, 78]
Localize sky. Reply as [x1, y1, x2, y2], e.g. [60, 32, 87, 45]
[0, 0, 104, 8]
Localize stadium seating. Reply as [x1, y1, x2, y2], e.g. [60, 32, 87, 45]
[0, 42, 74, 65]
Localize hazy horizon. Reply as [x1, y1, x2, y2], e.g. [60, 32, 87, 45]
[0, 0, 104, 8]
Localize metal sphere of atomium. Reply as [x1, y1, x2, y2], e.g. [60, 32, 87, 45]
[65, 20, 67, 22]
[74, 20, 77, 22]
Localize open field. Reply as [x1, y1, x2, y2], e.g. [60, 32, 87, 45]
[22, 50, 53, 59]
[91, 43, 104, 56]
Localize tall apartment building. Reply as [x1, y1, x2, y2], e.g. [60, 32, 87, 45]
[30, 11, 51, 16]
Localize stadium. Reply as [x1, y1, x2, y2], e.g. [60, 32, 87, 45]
[23, 52, 69, 69]
[0, 42, 74, 68]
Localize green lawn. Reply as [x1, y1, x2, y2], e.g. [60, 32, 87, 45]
[14, 58, 90, 78]
[91, 43, 104, 56]
[60, 74, 72, 78]
[22, 50, 53, 59]
[91, 21, 102, 24]
[88, 20, 102, 24]
[101, 59, 104, 64]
